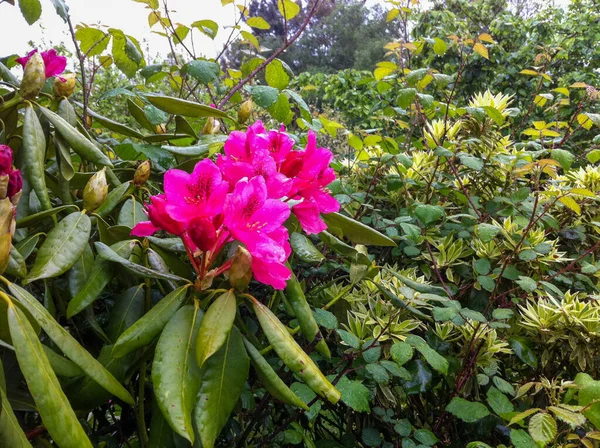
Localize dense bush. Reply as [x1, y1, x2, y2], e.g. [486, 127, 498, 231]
[1, 0, 600, 447]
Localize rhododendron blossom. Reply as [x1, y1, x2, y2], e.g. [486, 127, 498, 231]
[16, 49, 67, 79]
[131, 122, 339, 290]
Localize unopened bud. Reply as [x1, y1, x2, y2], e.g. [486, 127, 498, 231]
[20, 52, 46, 99]
[83, 168, 108, 212]
[134, 160, 151, 186]
[7, 170, 22, 205]
[0, 197, 16, 275]
[237, 100, 253, 124]
[53, 73, 77, 98]
[188, 217, 217, 252]
[202, 117, 220, 135]
[0, 145, 12, 175]
[228, 245, 253, 291]
[155, 124, 167, 134]
[86, 115, 93, 128]
[0, 175, 8, 200]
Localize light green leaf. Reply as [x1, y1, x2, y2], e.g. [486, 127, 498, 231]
[195, 290, 236, 368]
[336, 376, 370, 412]
[414, 204, 444, 226]
[266, 59, 290, 90]
[277, 0, 300, 20]
[152, 304, 203, 443]
[446, 397, 490, 422]
[390, 341, 414, 367]
[145, 94, 232, 120]
[246, 16, 271, 29]
[194, 327, 250, 448]
[486, 387, 514, 416]
[25, 212, 91, 283]
[19, 0, 42, 24]
[529, 413, 556, 446]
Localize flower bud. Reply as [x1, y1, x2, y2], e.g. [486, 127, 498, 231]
[0, 145, 13, 175]
[202, 117, 220, 135]
[188, 217, 217, 252]
[83, 168, 108, 212]
[134, 160, 151, 186]
[7, 170, 22, 205]
[155, 124, 167, 134]
[228, 245, 253, 291]
[0, 197, 16, 275]
[237, 100, 253, 124]
[53, 73, 77, 97]
[20, 51, 46, 99]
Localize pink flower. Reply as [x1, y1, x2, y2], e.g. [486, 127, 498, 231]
[187, 216, 218, 252]
[7, 170, 22, 200]
[16, 49, 67, 79]
[285, 132, 340, 234]
[224, 176, 291, 289]
[0, 145, 12, 175]
[266, 126, 295, 164]
[163, 158, 228, 224]
[131, 194, 184, 237]
[217, 121, 291, 198]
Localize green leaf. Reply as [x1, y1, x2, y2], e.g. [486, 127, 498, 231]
[266, 59, 290, 90]
[194, 327, 250, 448]
[460, 155, 484, 171]
[313, 308, 338, 329]
[414, 429, 438, 446]
[145, 94, 231, 120]
[277, 0, 300, 20]
[414, 205, 444, 226]
[322, 212, 396, 247]
[551, 148, 575, 171]
[336, 377, 371, 412]
[153, 304, 203, 443]
[5, 281, 135, 405]
[118, 197, 146, 228]
[390, 341, 414, 366]
[95, 241, 188, 282]
[516, 276, 537, 293]
[185, 60, 220, 84]
[394, 419, 412, 437]
[110, 29, 143, 77]
[366, 363, 390, 384]
[290, 232, 325, 263]
[493, 376, 516, 396]
[548, 406, 586, 428]
[250, 85, 280, 108]
[105, 285, 146, 341]
[148, 397, 177, 448]
[195, 290, 237, 368]
[19, 0, 41, 24]
[22, 105, 51, 210]
[246, 16, 271, 29]
[75, 27, 109, 57]
[7, 303, 92, 447]
[192, 19, 218, 39]
[486, 387, 514, 416]
[113, 285, 189, 357]
[510, 429, 538, 448]
[25, 212, 91, 283]
[474, 258, 491, 275]
[446, 397, 490, 423]
[15, 205, 78, 229]
[406, 335, 448, 375]
[43, 345, 84, 377]
[0, 361, 33, 448]
[96, 181, 133, 218]
[575, 373, 600, 430]
[397, 88, 418, 108]
[476, 223, 500, 242]
[510, 337, 538, 368]
[528, 413, 556, 446]
[362, 428, 382, 447]
[432, 37, 447, 55]
[482, 106, 504, 125]
[337, 329, 360, 349]
[518, 249, 537, 261]
[67, 241, 134, 318]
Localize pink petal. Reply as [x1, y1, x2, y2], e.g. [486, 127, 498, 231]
[252, 255, 291, 290]
[131, 221, 159, 237]
[293, 201, 327, 234]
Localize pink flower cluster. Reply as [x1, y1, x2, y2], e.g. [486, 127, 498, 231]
[16, 49, 67, 79]
[132, 122, 339, 289]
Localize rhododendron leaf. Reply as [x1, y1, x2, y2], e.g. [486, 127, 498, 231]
[323, 212, 396, 247]
[195, 290, 236, 368]
[145, 94, 231, 119]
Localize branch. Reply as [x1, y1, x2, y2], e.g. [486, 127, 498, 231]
[217, 0, 322, 109]
[66, 14, 89, 128]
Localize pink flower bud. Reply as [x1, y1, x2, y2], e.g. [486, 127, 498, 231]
[188, 217, 217, 252]
[0, 145, 12, 175]
[7, 169, 22, 204]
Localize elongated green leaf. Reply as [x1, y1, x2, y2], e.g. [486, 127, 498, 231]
[39, 106, 113, 167]
[149, 396, 177, 448]
[195, 290, 236, 368]
[290, 232, 325, 263]
[5, 246, 27, 278]
[23, 105, 51, 210]
[5, 281, 135, 405]
[42, 345, 84, 377]
[15, 204, 78, 229]
[145, 94, 232, 120]
[323, 212, 396, 247]
[67, 240, 134, 317]
[68, 243, 94, 297]
[113, 285, 189, 357]
[95, 181, 133, 218]
[243, 337, 308, 410]
[7, 303, 92, 448]
[152, 304, 204, 443]
[0, 361, 31, 448]
[106, 285, 146, 341]
[25, 212, 91, 283]
[162, 135, 227, 156]
[95, 241, 188, 283]
[78, 103, 144, 138]
[118, 197, 146, 228]
[194, 327, 249, 448]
